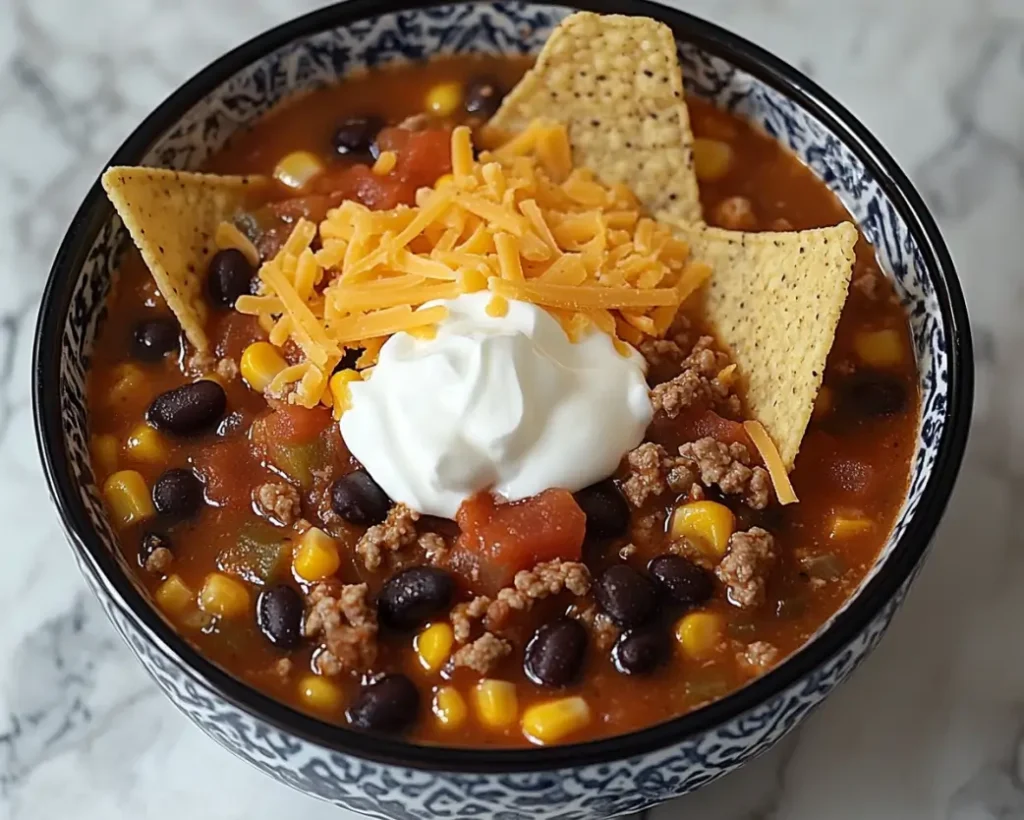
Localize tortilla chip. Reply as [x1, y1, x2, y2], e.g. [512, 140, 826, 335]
[675, 222, 859, 469]
[490, 12, 702, 224]
[101, 167, 265, 352]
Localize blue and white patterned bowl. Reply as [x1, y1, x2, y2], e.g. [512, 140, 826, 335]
[33, 1, 972, 817]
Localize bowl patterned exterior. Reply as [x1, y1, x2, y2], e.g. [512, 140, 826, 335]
[33, 1, 972, 819]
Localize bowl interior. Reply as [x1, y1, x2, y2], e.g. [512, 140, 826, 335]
[37, 0, 966, 768]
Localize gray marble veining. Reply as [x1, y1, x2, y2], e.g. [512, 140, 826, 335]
[1, 0, 1019, 817]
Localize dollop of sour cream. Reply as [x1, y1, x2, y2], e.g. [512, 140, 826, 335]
[340, 292, 652, 518]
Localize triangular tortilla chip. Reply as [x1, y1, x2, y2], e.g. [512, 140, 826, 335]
[101, 167, 265, 352]
[490, 12, 702, 225]
[675, 222, 858, 469]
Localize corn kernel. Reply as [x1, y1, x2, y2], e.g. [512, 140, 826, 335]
[293, 527, 340, 582]
[198, 572, 251, 619]
[854, 328, 904, 368]
[675, 611, 724, 659]
[329, 369, 363, 420]
[240, 342, 288, 393]
[155, 574, 194, 615]
[273, 150, 325, 190]
[521, 696, 591, 745]
[829, 515, 872, 539]
[372, 150, 398, 176]
[124, 422, 168, 463]
[670, 501, 735, 557]
[90, 434, 119, 479]
[298, 675, 343, 713]
[415, 622, 455, 673]
[433, 686, 468, 730]
[813, 386, 833, 420]
[102, 470, 155, 528]
[472, 679, 518, 730]
[486, 294, 509, 318]
[107, 363, 146, 406]
[693, 138, 734, 181]
[425, 82, 462, 117]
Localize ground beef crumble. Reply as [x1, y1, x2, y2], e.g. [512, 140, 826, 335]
[716, 527, 776, 609]
[254, 481, 302, 526]
[419, 532, 449, 565]
[650, 336, 740, 418]
[451, 632, 511, 675]
[144, 546, 173, 574]
[621, 442, 699, 508]
[569, 603, 619, 651]
[677, 437, 771, 510]
[740, 640, 779, 672]
[304, 582, 378, 676]
[355, 503, 419, 571]
[451, 559, 591, 639]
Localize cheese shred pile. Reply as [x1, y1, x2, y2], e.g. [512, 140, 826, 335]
[235, 120, 711, 408]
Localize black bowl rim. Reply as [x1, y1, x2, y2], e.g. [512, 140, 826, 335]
[33, 0, 973, 773]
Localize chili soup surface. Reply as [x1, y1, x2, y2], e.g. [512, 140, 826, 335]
[88, 52, 918, 747]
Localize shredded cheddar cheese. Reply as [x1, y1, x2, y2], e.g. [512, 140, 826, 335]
[234, 120, 709, 408]
[743, 420, 799, 505]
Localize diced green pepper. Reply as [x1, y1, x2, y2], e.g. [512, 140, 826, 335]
[217, 521, 293, 585]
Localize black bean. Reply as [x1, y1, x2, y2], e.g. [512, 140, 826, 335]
[152, 468, 205, 519]
[131, 317, 180, 362]
[147, 380, 227, 435]
[842, 371, 908, 417]
[257, 585, 304, 649]
[330, 469, 390, 525]
[207, 248, 255, 309]
[595, 564, 658, 628]
[332, 115, 384, 157]
[463, 76, 505, 118]
[347, 674, 419, 733]
[139, 531, 172, 567]
[612, 626, 669, 675]
[377, 566, 454, 630]
[524, 618, 588, 688]
[573, 479, 630, 543]
[648, 554, 713, 608]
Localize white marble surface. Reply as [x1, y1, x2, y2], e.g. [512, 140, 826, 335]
[0, 0, 1017, 817]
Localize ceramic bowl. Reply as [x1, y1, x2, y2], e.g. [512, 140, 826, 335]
[33, 1, 972, 817]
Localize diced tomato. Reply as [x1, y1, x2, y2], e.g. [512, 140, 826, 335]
[691, 410, 749, 447]
[257, 405, 332, 446]
[450, 489, 586, 593]
[312, 126, 453, 211]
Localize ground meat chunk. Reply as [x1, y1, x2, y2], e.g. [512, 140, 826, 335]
[651, 336, 740, 418]
[144, 546, 173, 574]
[716, 527, 776, 609]
[713, 196, 757, 230]
[419, 532, 448, 565]
[678, 437, 771, 509]
[740, 640, 780, 672]
[355, 503, 419, 571]
[452, 560, 591, 639]
[622, 443, 698, 508]
[274, 657, 294, 680]
[639, 338, 686, 370]
[570, 604, 620, 651]
[254, 481, 302, 526]
[852, 271, 880, 300]
[216, 357, 239, 382]
[630, 510, 667, 549]
[304, 583, 378, 676]
[451, 632, 511, 674]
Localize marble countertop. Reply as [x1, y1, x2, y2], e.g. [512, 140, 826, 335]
[0, 0, 1018, 817]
